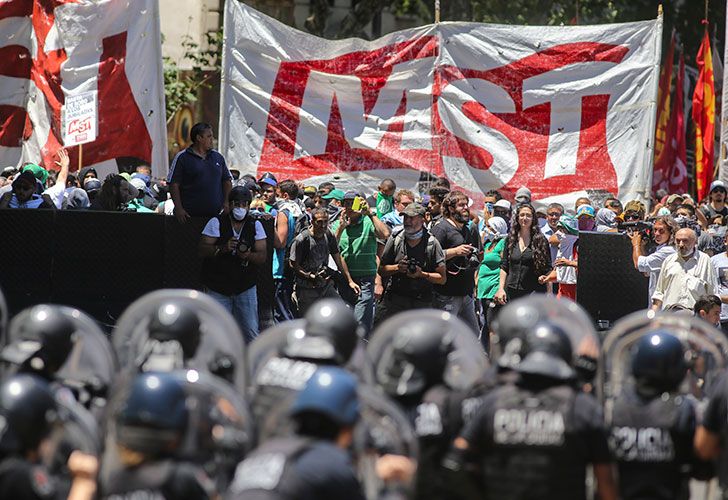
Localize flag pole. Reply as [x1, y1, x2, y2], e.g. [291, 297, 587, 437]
[719, 0, 728, 184]
[78, 144, 82, 172]
[435, 0, 440, 23]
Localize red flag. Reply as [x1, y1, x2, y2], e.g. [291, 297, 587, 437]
[655, 50, 688, 194]
[654, 31, 675, 181]
[692, 28, 716, 201]
[669, 53, 688, 193]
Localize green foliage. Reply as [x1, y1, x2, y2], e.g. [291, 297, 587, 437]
[163, 29, 223, 123]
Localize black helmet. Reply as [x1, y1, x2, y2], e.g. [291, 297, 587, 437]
[1, 305, 75, 373]
[229, 185, 252, 204]
[0, 374, 59, 454]
[375, 311, 457, 397]
[491, 295, 595, 370]
[284, 299, 359, 365]
[148, 302, 202, 360]
[116, 372, 188, 455]
[515, 321, 575, 381]
[631, 330, 687, 394]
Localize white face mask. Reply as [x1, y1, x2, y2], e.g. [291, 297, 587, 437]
[232, 207, 247, 220]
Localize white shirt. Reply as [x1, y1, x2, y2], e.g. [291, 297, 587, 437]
[711, 252, 728, 320]
[553, 231, 578, 285]
[637, 243, 676, 306]
[541, 224, 558, 265]
[652, 250, 717, 310]
[202, 217, 267, 241]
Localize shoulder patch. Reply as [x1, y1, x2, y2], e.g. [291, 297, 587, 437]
[31, 466, 54, 497]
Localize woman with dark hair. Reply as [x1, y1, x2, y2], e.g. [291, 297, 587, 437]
[494, 203, 551, 304]
[90, 174, 135, 211]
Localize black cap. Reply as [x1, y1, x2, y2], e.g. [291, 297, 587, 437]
[229, 185, 252, 203]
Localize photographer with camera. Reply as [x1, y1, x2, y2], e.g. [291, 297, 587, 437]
[628, 214, 677, 306]
[198, 185, 267, 343]
[290, 207, 360, 316]
[430, 191, 482, 333]
[377, 203, 446, 323]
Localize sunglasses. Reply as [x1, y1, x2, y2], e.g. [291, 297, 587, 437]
[547, 212, 561, 217]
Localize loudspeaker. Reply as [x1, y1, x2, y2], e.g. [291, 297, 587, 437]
[576, 231, 649, 327]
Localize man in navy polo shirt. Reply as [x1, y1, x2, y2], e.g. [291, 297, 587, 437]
[168, 122, 232, 223]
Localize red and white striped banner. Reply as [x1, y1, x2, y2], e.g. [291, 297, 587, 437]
[0, 0, 167, 178]
[219, 2, 662, 207]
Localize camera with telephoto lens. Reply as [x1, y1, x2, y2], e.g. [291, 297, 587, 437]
[618, 220, 653, 238]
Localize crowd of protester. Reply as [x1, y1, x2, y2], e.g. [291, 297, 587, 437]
[8, 121, 728, 499]
[4, 121, 728, 342]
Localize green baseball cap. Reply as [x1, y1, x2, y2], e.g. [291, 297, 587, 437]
[21, 164, 48, 184]
[322, 189, 345, 201]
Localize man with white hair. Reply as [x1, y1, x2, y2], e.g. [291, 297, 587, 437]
[651, 228, 717, 312]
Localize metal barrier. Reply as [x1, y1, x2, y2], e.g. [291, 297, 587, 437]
[0, 210, 274, 329]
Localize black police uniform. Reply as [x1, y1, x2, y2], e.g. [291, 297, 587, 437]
[460, 377, 610, 500]
[226, 436, 366, 500]
[0, 457, 68, 500]
[397, 384, 465, 500]
[700, 371, 728, 491]
[251, 354, 320, 426]
[608, 384, 697, 500]
[102, 460, 213, 500]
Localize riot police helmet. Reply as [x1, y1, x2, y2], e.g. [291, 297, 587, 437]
[491, 295, 596, 370]
[284, 299, 359, 365]
[147, 301, 202, 360]
[375, 310, 457, 397]
[0, 374, 59, 455]
[116, 372, 188, 455]
[631, 330, 687, 394]
[290, 366, 359, 427]
[1, 305, 75, 373]
[515, 321, 575, 381]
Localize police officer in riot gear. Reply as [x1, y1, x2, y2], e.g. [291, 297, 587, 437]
[251, 299, 362, 426]
[137, 301, 202, 372]
[227, 366, 368, 499]
[447, 321, 618, 500]
[134, 300, 238, 383]
[374, 310, 469, 500]
[1, 305, 76, 380]
[608, 330, 701, 500]
[0, 374, 98, 500]
[101, 372, 214, 499]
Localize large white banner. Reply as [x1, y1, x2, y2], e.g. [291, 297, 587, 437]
[0, 0, 167, 178]
[219, 1, 662, 206]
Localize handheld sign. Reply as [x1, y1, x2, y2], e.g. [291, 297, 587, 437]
[62, 92, 98, 147]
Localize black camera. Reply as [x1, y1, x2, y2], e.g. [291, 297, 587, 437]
[407, 258, 419, 275]
[467, 247, 481, 269]
[237, 240, 250, 254]
[618, 220, 653, 238]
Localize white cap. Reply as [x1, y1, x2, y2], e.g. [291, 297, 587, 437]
[494, 199, 511, 210]
[710, 180, 727, 192]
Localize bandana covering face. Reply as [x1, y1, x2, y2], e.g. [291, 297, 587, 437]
[376, 192, 394, 218]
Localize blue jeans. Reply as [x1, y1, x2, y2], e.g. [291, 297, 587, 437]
[206, 287, 259, 344]
[353, 276, 375, 338]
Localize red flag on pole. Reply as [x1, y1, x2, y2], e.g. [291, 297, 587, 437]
[653, 30, 675, 189]
[669, 53, 688, 193]
[692, 28, 716, 201]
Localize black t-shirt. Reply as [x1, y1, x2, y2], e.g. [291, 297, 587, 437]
[380, 231, 445, 300]
[700, 203, 728, 223]
[430, 219, 480, 296]
[500, 238, 548, 294]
